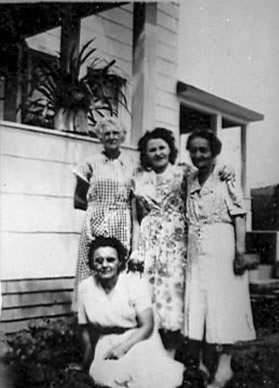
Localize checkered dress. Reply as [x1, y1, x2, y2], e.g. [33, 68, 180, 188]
[73, 151, 135, 295]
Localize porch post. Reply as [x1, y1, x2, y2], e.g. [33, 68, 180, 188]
[60, 5, 81, 73]
[3, 43, 23, 122]
[241, 124, 248, 194]
[131, 3, 157, 146]
[210, 113, 222, 137]
[240, 124, 251, 230]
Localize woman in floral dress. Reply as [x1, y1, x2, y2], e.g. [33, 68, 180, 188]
[131, 128, 233, 357]
[131, 128, 190, 354]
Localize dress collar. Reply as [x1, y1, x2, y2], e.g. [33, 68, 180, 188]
[190, 169, 219, 194]
[150, 163, 173, 179]
[101, 150, 125, 165]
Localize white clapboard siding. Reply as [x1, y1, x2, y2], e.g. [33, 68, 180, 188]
[1, 195, 84, 233]
[3, 291, 73, 307]
[157, 57, 178, 77]
[158, 2, 179, 20]
[27, 27, 61, 57]
[157, 42, 178, 64]
[1, 277, 74, 333]
[95, 4, 133, 29]
[80, 4, 133, 79]
[0, 123, 138, 280]
[157, 25, 178, 48]
[0, 124, 103, 163]
[1, 232, 79, 279]
[155, 105, 179, 128]
[154, 3, 180, 135]
[157, 10, 179, 34]
[1, 156, 76, 197]
[81, 7, 133, 45]
[156, 90, 180, 111]
[155, 72, 177, 93]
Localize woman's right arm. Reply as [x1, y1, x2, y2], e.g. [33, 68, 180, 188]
[74, 176, 89, 211]
[80, 324, 99, 372]
[131, 197, 140, 252]
[128, 198, 144, 271]
[104, 307, 154, 360]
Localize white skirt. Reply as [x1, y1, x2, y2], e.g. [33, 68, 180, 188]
[90, 328, 184, 388]
[184, 223, 255, 344]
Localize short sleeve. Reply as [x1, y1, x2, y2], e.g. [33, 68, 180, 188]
[73, 160, 93, 184]
[225, 179, 246, 217]
[128, 274, 152, 314]
[77, 282, 88, 325]
[131, 167, 143, 197]
[131, 177, 136, 196]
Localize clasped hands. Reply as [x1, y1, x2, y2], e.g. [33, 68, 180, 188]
[127, 250, 144, 273]
[104, 342, 129, 360]
[67, 344, 129, 372]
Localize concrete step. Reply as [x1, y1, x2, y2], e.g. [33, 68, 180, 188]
[250, 278, 279, 294]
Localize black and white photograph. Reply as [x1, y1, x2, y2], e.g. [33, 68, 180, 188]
[0, 1, 278, 387]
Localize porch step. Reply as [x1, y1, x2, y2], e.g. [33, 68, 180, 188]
[250, 279, 279, 294]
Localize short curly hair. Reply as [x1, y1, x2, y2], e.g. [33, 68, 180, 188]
[186, 128, 222, 157]
[95, 117, 126, 143]
[88, 236, 127, 272]
[138, 127, 178, 170]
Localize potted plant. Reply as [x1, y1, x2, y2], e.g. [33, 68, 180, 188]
[22, 39, 128, 135]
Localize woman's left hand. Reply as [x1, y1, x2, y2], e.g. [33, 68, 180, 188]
[127, 250, 144, 273]
[104, 343, 129, 360]
[233, 251, 247, 275]
[218, 164, 235, 181]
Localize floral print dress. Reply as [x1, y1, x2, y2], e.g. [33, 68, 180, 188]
[133, 164, 190, 332]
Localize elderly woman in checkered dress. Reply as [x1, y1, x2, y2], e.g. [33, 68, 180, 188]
[73, 118, 136, 306]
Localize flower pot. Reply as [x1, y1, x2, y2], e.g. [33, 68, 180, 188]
[73, 109, 89, 134]
[54, 108, 88, 134]
[54, 108, 74, 132]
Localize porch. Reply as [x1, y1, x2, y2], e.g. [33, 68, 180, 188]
[0, 0, 181, 333]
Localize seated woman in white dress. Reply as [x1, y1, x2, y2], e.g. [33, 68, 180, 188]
[77, 236, 184, 388]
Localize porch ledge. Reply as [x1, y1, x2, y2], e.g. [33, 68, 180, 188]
[0, 120, 137, 151]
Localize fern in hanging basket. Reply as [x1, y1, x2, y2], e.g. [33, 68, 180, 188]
[22, 39, 128, 133]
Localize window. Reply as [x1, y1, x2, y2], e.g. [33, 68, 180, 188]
[22, 49, 59, 128]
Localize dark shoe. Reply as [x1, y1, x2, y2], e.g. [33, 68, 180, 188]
[180, 367, 207, 388]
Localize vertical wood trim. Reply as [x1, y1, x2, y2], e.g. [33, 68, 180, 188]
[60, 5, 81, 73]
[210, 113, 222, 136]
[241, 124, 248, 195]
[131, 3, 157, 146]
[4, 44, 21, 122]
[241, 124, 252, 231]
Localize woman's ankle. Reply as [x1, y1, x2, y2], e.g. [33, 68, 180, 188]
[212, 353, 233, 385]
